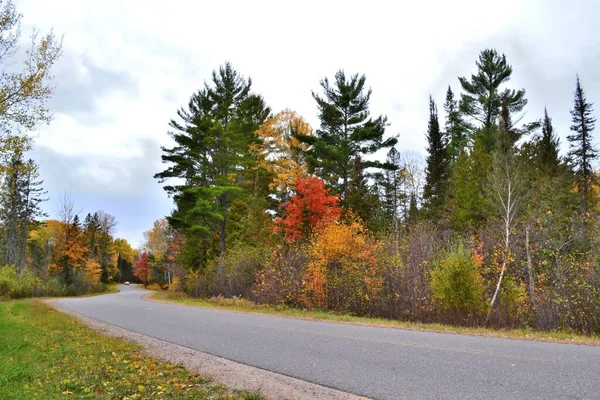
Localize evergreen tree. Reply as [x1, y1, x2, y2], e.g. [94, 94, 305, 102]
[345, 155, 379, 227]
[423, 96, 448, 220]
[297, 70, 397, 200]
[443, 86, 469, 160]
[83, 212, 100, 257]
[378, 148, 404, 224]
[0, 150, 46, 274]
[459, 49, 527, 149]
[538, 108, 561, 175]
[567, 76, 597, 209]
[155, 63, 270, 264]
[448, 139, 489, 230]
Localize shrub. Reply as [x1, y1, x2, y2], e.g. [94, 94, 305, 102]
[253, 243, 308, 306]
[430, 243, 485, 320]
[0, 266, 69, 299]
[304, 216, 377, 313]
[146, 282, 162, 291]
[205, 245, 268, 298]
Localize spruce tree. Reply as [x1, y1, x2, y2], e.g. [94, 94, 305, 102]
[155, 63, 270, 263]
[423, 96, 448, 220]
[443, 86, 469, 161]
[567, 76, 597, 210]
[459, 49, 527, 149]
[297, 70, 397, 200]
[538, 108, 561, 175]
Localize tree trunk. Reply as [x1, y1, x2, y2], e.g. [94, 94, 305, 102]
[525, 225, 536, 305]
[487, 180, 513, 323]
[219, 217, 227, 259]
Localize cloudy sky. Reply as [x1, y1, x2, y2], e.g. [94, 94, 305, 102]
[17, 0, 600, 247]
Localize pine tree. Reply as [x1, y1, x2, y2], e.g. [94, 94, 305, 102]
[297, 70, 397, 200]
[423, 96, 448, 220]
[84, 212, 100, 257]
[155, 63, 270, 264]
[443, 86, 469, 161]
[567, 76, 597, 209]
[0, 150, 46, 274]
[538, 108, 561, 175]
[459, 49, 527, 150]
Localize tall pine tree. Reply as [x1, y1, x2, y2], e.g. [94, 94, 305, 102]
[459, 49, 527, 150]
[423, 96, 448, 220]
[155, 63, 270, 264]
[567, 76, 597, 210]
[297, 70, 397, 201]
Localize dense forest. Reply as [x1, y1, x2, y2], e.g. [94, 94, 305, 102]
[137, 49, 600, 335]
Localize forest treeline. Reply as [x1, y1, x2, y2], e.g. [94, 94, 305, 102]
[138, 48, 600, 334]
[0, 2, 137, 298]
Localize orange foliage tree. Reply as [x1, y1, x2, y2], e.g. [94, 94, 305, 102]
[302, 216, 378, 312]
[276, 176, 341, 241]
[133, 252, 149, 284]
[85, 259, 102, 284]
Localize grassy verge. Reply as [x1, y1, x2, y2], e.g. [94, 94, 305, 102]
[150, 292, 600, 346]
[0, 300, 260, 399]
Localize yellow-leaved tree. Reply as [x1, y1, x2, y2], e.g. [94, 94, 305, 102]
[250, 109, 312, 199]
[303, 215, 378, 313]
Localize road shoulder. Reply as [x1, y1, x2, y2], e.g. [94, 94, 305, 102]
[47, 300, 367, 400]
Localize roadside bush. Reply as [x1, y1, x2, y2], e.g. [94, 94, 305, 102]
[430, 243, 485, 323]
[146, 282, 162, 291]
[0, 266, 69, 299]
[205, 245, 268, 298]
[253, 243, 308, 307]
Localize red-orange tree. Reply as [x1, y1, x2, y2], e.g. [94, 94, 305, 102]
[276, 176, 341, 241]
[133, 252, 149, 284]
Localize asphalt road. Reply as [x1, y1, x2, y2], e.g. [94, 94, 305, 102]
[56, 285, 600, 399]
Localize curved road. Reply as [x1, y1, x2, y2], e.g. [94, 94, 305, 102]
[57, 285, 600, 399]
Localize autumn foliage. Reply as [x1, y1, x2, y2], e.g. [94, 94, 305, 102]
[302, 216, 378, 311]
[276, 176, 341, 241]
[133, 252, 149, 284]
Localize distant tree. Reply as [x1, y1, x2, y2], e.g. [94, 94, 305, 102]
[276, 176, 341, 242]
[83, 212, 100, 257]
[95, 211, 117, 284]
[378, 147, 404, 248]
[297, 70, 397, 200]
[423, 96, 449, 220]
[459, 49, 527, 149]
[133, 251, 149, 284]
[567, 76, 597, 210]
[155, 63, 270, 264]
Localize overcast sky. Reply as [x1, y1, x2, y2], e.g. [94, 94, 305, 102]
[17, 0, 600, 247]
